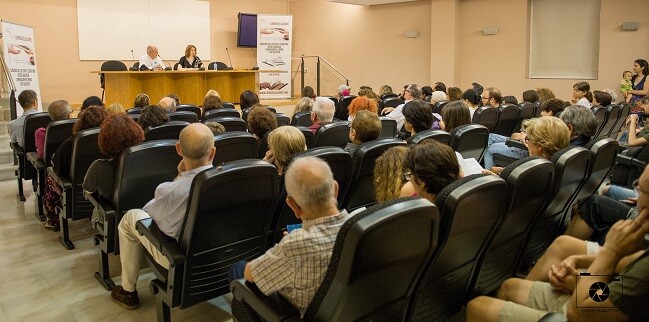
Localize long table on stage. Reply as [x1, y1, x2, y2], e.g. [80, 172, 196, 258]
[93, 70, 261, 107]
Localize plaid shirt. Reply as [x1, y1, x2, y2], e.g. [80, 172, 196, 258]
[249, 210, 351, 316]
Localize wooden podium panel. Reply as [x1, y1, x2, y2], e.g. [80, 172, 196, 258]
[95, 70, 260, 107]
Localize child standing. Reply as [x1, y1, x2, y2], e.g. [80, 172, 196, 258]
[621, 70, 633, 102]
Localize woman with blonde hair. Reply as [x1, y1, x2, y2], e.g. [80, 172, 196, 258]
[292, 97, 314, 115]
[263, 126, 307, 176]
[105, 103, 126, 116]
[373, 146, 410, 202]
[347, 96, 378, 121]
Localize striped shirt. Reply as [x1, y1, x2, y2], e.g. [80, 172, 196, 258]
[249, 209, 351, 316]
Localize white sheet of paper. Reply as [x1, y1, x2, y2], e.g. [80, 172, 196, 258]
[461, 158, 484, 176]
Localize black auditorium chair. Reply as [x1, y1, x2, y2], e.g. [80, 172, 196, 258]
[100, 60, 127, 101]
[513, 102, 536, 132]
[176, 104, 201, 119]
[168, 111, 198, 123]
[573, 138, 619, 201]
[406, 174, 507, 321]
[492, 103, 519, 137]
[136, 160, 280, 322]
[324, 96, 338, 106]
[379, 116, 397, 138]
[591, 105, 609, 138]
[450, 124, 489, 161]
[11, 113, 51, 202]
[519, 146, 591, 271]
[129, 113, 141, 123]
[340, 138, 407, 211]
[609, 144, 649, 188]
[27, 119, 76, 220]
[290, 111, 312, 127]
[208, 116, 246, 132]
[127, 107, 142, 115]
[208, 61, 230, 70]
[47, 128, 105, 250]
[203, 108, 240, 121]
[335, 95, 357, 120]
[407, 130, 452, 146]
[314, 122, 350, 148]
[596, 104, 621, 140]
[472, 157, 554, 296]
[275, 113, 290, 127]
[85, 140, 181, 290]
[222, 102, 236, 109]
[297, 126, 315, 149]
[472, 106, 499, 132]
[232, 198, 440, 322]
[432, 100, 450, 115]
[144, 121, 189, 141]
[382, 97, 404, 113]
[606, 103, 630, 139]
[212, 132, 258, 166]
[257, 132, 270, 159]
[267, 147, 353, 247]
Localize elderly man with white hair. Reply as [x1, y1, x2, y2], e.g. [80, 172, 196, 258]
[309, 97, 335, 134]
[158, 96, 177, 112]
[381, 83, 422, 130]
[138, 45, 164, 71]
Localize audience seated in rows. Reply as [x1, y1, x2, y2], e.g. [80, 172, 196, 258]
[467, 165, 649, 321]
[35, 99, 73, 159]
[138, 106, 169, 129]
[292, 97, 313, 115]
[111, 123, 216, 309]
[83, 114, 145, 227]
[347, 96, 378, 121]
[382, 84, 421, 130]
[403, 140, 462, 202]
[440, 100, 471, 133]
[158, 97, 177, 113]
[262, 126, 307, 178]
[373, 146, 410, 202]
[623, 97, 649, 146]
[309, 97, 335, 134]
[44, 106, 107, 231]
[344, 110, 381, 157]
[240, 90, 260, 110]
[463, 88, 481, 118]
[9, 89, 40, 148]
[403, 100, 434, 140]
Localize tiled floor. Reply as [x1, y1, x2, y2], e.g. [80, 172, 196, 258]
[0, 180, 233, 322]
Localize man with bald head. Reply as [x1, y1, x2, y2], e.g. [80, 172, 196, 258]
[112, 123, 215, 309]
[158, 96, 177, 112]
[242, 156, 352, 317]
[138, 44, 164, 71]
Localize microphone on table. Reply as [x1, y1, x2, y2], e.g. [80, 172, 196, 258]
[158, 54, 173, 71]
[129, 49, 139, 71]
[225, 47, 234, 70]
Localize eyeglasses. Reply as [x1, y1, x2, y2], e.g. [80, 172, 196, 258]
[633, 180, 648, 196]
[481, 96, 491, 100]
[403, 172, 412, 181]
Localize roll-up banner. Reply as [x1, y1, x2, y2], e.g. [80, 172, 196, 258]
[257, 15, 292, 99]
[1, 20, 42, 116]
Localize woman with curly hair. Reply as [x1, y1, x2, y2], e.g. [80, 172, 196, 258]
[202, 95, 223, 118]
[347, 96, 378, 121]
[84, 114, 145, 227]
[248, 106, 279, 158]
[373, 146, 411, 202]
[138, 105, 169, 129]
[45, 106, 107, 230]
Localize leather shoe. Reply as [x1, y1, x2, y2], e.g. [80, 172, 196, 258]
[111, 285, 140, 309]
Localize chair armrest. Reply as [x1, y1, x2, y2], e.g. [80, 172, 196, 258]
[83, 191, 115, 219]
[504, 138, 526, 150]
[27, 152, 45, 170]
[47, 167, 71, 189]
[632, 158, 647, 170]
[230, 279, 302, 322]
[10, 142, 24, 155]
[615, 154, 635, 166]
[136, 218, 176, 253]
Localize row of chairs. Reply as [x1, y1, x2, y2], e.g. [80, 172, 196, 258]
[592, 103, 631, 140]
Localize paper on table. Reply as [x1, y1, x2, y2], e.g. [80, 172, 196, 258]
[461, 158, 484, 176]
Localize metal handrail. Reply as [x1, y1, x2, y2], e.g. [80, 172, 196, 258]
[291, 55, 349, 97]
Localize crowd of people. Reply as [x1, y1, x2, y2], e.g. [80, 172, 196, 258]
[7, 57, 649, 321]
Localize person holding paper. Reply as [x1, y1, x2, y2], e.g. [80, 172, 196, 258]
[177, 45, 203, 70]
[138, 45, 164, 71]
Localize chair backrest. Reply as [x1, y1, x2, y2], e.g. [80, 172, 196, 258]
[324, 96, 338, 106]
[222, 102, 236, 109]
[268, 147, 353, 246]
[575, 138, 619, 200]
[520, 146, 591, 270]
[43, 119, 76, 167]
[596, 104, 621, 139]
[382, 97, 404, 109]
[21, 113, 52, 178]
[113, 140, 182, 224]
[168, 111, 199, 123]
[607, 103, 630, 139]
[408, 129, 452, 146]
[144, 121, 189, 141]
[208, 61, 229, 70]
[100, 60, 127, 71]
[275, 113, 290, 127]
[176, 105, 201, 119]
[492, 104, 519, 136]
[208, 116, 246, 132]
[173, 62, 180, 71]
[335, 95, 357, 120]
[314, 122, 351, 148]
[473, 157, 554, 295]
[129, 113, 141, 122]
[379, 116, 397, 138]
[203, 108, 240, 121]
[433, 100, 450, 115]
[407, 174, 507, 321]
[291, 111, 312, 127]
[471, 106, 499, 132]
[305, 198, 440, 321]
[340, 138, 407, 210]
[450, 124, 489, 161]
[296, 126, 316, 149]
[127, 107, 142, 115]
[69, 128, 106, 220]
[212, 132, 258, 165]
[513, 102, 536, 133]
[241, 106, 276, 123]
[178, 160, 280, 307]
[591, 105, 609, 138]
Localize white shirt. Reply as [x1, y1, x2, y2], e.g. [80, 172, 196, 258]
[139, 54, 165, 70]
[386, 99, 412, 130]
[576, 97, 592, 108]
